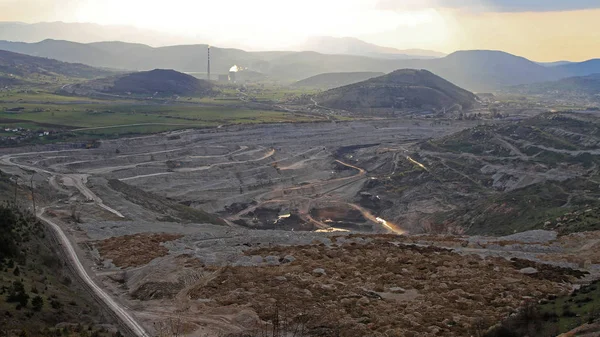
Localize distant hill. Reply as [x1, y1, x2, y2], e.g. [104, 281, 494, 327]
[423, 50, 560, 92]
[297, 36, 445, 59]
[0, 49, 111, 85]
[505, 73, 600, 102]
[2, 40, 599, 91]
[312, 69, 478, 112]
[64, 69, 214, 97]
[293, 72, 385, 90]
[555, 59, 600, 77]
[538, 61, 573, 67]
[0, 39, 266, 75]
[0, 21, 204, 47]
[265, 50, 564, 90]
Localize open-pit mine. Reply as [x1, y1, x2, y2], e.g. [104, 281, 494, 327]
[2, 116, 600, 337]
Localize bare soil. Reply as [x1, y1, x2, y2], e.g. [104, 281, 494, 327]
[95, 233, 183, 268]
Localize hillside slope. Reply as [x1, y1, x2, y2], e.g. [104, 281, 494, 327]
[0, 49, 112, 83]
[0, 195, 117, 335]
[65, 69, 214, 97]
[556, 58, 600, 77]
[505, 73, 600, 103]
[312, 69, 478, 111]
[424, 50, 561, 92]
[293, 72, 385, 90]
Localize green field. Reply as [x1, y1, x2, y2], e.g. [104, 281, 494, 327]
[0, 91, 109, 103]
[0, 82, 331, 144]
[539, 281, 600, 333]
[486, 280, 600, 336]
[2, 104, 319, 127]
[1, 92, 328, 130]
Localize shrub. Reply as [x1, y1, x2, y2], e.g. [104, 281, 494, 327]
[32, 295, 43, 312]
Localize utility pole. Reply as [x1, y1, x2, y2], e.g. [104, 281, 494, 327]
[30, 173, 36, 214]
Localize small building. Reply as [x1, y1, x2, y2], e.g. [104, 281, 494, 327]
[218, 74, 229, 83]
[229, 71, 237, 83]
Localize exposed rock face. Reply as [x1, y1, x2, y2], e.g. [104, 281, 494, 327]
[283, 255, 296, 263]
[265, 255, 280, 265]
[519, 267, 539, 275]
[312, 268, 326, 276]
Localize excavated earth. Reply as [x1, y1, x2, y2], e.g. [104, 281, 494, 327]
[1, 117, 600, 336]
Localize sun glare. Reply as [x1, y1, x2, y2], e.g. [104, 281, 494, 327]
[73, 0, 448, 49]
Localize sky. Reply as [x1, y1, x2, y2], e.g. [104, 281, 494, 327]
[1, 0, 600, 61]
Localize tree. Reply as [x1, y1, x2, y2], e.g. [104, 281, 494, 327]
[32, 295, 43, 312]
[0, 206, 20, 260]
[7, 280, 29, 307]
[50, 299, 62, 310]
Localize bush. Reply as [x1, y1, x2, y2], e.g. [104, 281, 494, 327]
[50, 299, 62, 310]
[6, 281, 29, 307]
[32, 295, 43, 312]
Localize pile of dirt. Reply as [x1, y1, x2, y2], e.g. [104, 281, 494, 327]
[188, 236, 577, 337]
[131, 281, 183, 300]
[95, 233, 183, 268]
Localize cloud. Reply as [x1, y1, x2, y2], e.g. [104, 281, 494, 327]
[377, 0, 600, 12]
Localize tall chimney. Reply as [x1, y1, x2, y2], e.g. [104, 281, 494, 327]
[207, 45, 211, 81]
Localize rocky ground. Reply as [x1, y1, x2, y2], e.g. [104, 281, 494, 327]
[188, 236, 575, 337]
[92, 228, 600, 336]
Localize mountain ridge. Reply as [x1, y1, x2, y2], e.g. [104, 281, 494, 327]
[296, 36, 445, 59]
[0, 21, 205, 47]
[0, 39, 598, 91]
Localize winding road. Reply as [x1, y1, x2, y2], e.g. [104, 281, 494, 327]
[39, 208, 149, 337]
[1, 152, 148, 337]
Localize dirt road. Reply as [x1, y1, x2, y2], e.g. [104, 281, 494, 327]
[1, 151, 145, 336]
[39, 208, 149, 337]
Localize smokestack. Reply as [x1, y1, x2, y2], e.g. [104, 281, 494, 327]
[207, 45, 211, 81]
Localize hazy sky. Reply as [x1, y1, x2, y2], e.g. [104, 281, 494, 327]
[1, 0, 600, 61]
